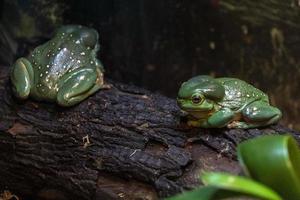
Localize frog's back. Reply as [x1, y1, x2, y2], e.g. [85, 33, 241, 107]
[215, 77, 269, 109]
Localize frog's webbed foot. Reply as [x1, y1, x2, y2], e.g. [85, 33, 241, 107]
[227, 121, 252, 129]
[57, 67, 101, 107]
[101, 83, 112, 90]
[10, 57, 34, 99]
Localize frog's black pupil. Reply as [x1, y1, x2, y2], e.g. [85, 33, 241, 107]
[192, 96, 201, 104]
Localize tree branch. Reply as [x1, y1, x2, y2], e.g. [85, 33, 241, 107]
[0, 65, 298, 200]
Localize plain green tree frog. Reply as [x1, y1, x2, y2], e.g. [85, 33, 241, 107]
[177, 75, 282, 129]
[10, 25, 106, 106]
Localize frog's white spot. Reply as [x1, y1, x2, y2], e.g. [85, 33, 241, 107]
[32, 54, 35, 57]
[246, 94, 250, 97]
[46, 64, 50, 68]
[253, 107, 257, 111]
[237, 92, 241, 96]
[45, 71, 49, 74]
[80, 52, 85, 55]
[63, 48, 67, 51]
[77, 60, 81, 63]
[87, 47, 91, 50]
[47, 54, 50, 57]
[40, 73, 43, 77]
[52, 53, 55, 56]
[62, 32, 65, 35]
[58, 47, 61, 50]
[70, 34, 73, 37]
[71, 52, 74, 56]
[69, 56, 73, 59]
[75, 40, 80, 44]
[90, 61, 94, 64]
[38, 66, 41, 70]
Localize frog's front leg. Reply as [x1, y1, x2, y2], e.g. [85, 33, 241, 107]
[57, 67, 103, 107]
[10, 57, 34, 99]
[202, 108, 235, 128]
[186, 108, 235, 128]
[236, 101, 282, 128]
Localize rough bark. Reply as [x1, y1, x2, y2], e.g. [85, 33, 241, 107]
[0, 65, 299, 200]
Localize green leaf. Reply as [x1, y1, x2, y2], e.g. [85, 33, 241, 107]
[165, 186, 219, 200]
[166, 173, 282, 200]
[202, 172, 282, 200]
[237, 134, 300, 200]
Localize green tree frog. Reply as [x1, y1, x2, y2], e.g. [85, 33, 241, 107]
[10, 25, 106, 106]
[177, 75, 282, 129]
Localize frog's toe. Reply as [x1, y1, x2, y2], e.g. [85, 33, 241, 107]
[227, 121, 250, 129]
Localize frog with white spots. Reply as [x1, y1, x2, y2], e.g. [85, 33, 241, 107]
[177, 75, 282, 129]
[10, 25, 106, 106]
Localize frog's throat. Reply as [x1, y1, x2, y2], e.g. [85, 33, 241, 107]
[187, 105, 218, 120]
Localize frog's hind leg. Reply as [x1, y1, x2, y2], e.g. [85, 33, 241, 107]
[238, 101, 282, 128]
[57, 67, 102, 107]
[10, 57, 34, 99]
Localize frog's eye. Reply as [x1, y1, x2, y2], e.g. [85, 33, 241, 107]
[191, 95, 203, 104]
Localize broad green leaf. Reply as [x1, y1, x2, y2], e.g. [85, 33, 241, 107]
[201, 172, 282, 200]
[166, 173, 281, 200]
[166, 185, 250, 200]
[166, 186, 218, 200]
[237, 135, 300, 200]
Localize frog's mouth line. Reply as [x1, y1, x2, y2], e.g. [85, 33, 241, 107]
[182, 105, 215, 113]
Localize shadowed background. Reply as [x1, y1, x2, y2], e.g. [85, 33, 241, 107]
[1, 0, 300, 129]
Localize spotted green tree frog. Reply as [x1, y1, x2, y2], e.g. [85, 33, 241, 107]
[10, 25, 106, 106]
[177, 75, 282, 129]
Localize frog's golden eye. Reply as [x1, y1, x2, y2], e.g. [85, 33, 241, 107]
[191, 95, 203, 104]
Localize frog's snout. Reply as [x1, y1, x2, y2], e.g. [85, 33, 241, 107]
[177, 98, 184, 107]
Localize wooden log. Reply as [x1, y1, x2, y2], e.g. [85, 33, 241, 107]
[0, 65, 299, 200]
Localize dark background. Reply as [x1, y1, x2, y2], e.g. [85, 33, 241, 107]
[1, 0, 300, 129]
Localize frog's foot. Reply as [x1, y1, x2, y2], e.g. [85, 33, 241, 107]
[241, 101, 282, 128]
[57, 67, 101, 107]
[101, 83, 112, 90]
[10, 57, 34, 99]
[227, 121, 252, 129]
